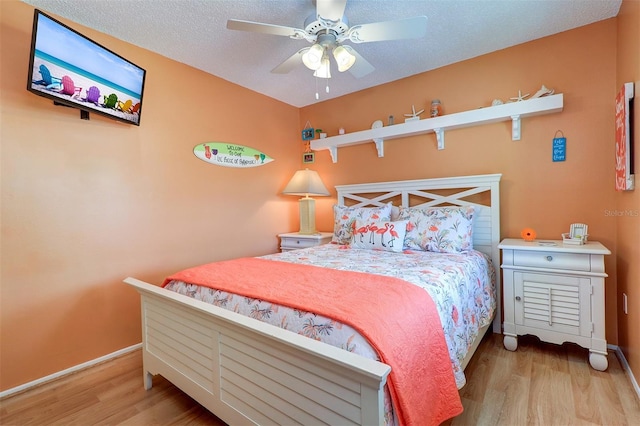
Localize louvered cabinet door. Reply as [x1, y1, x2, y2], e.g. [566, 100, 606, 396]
[514, 272, 592, 338]
[498, 239, 610, 371]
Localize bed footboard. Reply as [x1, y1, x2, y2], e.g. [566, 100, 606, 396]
[125, 277, 391, 426]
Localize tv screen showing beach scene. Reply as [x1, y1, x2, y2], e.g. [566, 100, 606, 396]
[27, 9, 146, 126]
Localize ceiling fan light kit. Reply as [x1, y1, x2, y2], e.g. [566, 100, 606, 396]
[302, 43, 324, 70]
[333, 45, 356, 72]
[227, 0, 428, 99]
[313, 55, 332, 79]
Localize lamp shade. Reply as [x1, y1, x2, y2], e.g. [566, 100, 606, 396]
[283, 169, 329, 234]
[302, 43, 324, 70]
[282, 169, 330, 197]
[333, 45, 356, 72]
[313, 56, 331, 79]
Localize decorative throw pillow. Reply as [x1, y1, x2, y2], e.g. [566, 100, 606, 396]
[351, 220, 408, 253]
[397, 205, 475, 253]
[331, 203, 393, 244]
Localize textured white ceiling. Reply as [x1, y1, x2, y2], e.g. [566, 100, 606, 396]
[22, 0, 622, 108]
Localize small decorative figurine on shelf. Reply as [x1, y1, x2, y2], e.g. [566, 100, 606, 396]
[510, 90, 530, 102]
[531, 85, 555, 98]
[430, 99, 442, 117]
[497, 85, 554, 106]
[403, 105, 424, 122]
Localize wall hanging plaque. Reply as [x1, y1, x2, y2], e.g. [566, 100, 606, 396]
[301, 120, 315, 140]
[615, 82, 635, 191]
[301, 128, 315, 140]
[552, 130, 566, 162]
[194, 142, 274, 168]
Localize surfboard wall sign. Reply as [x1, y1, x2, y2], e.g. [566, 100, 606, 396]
[194, 142, 274, 168]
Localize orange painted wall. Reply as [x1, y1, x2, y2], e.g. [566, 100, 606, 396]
[302, 21, 621, 345]
[615, 0, 640, 385]
[1, 1, 301, 391]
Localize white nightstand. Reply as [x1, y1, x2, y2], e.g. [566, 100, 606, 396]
[499, 238, 611, 370]
[278, 232, 333, 252]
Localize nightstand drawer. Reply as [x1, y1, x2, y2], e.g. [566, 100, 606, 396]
[513, 250, 590, 271]
[282, 238, 322, 249]
[278, 232, 333, 252]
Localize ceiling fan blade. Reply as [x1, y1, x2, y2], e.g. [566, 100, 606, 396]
[271, 48, 309, 74]
[343, 46, 375, 79]
[316, 0, 347, 24]
[344, 16, 428, 43]
[227, 19, 302, 38]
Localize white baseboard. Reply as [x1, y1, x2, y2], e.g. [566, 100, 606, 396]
[0, 343, 142, 399]
[608, 343, 640, 400]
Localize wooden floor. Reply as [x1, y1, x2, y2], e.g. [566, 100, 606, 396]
[1, 333, 639, 425]
[449, 333, 640, 425]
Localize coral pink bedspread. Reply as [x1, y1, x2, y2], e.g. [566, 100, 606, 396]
[163, 257, 463, 426]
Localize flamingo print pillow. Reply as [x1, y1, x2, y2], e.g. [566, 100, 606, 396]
[397, 205, 475, 253]
[332, 203, 393, 244]
[351, 220, 408, 253]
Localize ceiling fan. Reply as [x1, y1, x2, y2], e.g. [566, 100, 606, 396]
[227, 0, 428, 80]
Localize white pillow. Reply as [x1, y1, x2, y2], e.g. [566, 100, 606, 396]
[351, 220, 408, 253]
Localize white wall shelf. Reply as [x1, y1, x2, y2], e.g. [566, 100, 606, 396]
[310, 93, 564, 163]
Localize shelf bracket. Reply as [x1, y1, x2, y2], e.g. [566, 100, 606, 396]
[373, 138, 384, 157]
[511, 115, 521, 141]
[329, 146, 338, 163]
[434, 128, 445, 150]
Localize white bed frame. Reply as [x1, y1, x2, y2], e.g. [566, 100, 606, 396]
[124, 173, 502, 426]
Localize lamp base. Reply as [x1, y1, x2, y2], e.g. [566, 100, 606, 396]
[298, 197, 317, 235]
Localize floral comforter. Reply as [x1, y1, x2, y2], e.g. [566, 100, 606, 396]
[164, 244, 496, 390]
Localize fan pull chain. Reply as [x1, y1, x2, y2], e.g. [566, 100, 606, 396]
[314, 77, 329, 100]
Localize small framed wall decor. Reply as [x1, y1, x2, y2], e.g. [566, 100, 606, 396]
[303, 152, 315, 164]
[301, 128, 315, 141]
[615, 82, 635, 191]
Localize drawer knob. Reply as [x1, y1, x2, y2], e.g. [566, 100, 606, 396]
[546, 255, 553, 261]
[515, 296, 521, 301]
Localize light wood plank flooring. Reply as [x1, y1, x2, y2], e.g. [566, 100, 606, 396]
[448, 333, 640, 425]
[2, 333, 639, 425]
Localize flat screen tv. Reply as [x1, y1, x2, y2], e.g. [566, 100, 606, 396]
[27, 9, 146, 126]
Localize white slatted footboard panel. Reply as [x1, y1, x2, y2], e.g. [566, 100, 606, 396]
[128, 278, 391, 426]
[144, 299, 216, 394]
[219, 334, 370, 425]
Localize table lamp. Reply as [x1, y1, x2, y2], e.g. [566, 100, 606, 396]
[282, 169, 330, 234]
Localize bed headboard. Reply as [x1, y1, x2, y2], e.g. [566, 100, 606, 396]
[336, 174, 502, 332]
